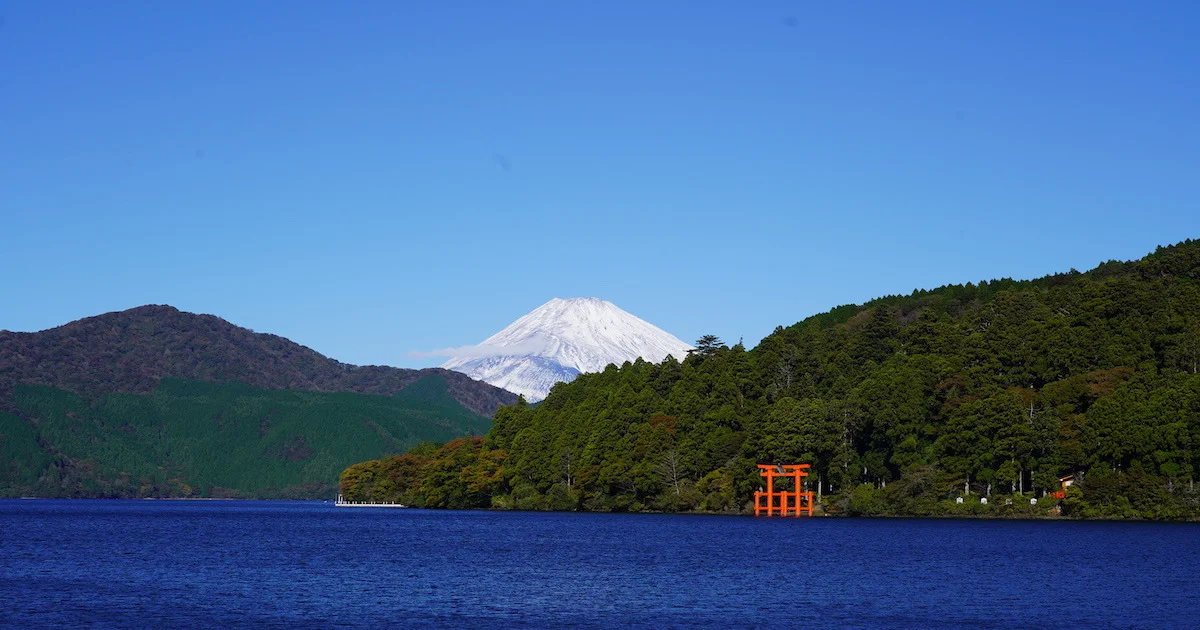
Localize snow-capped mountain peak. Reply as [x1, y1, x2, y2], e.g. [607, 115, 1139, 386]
[442, 298, 692, 401]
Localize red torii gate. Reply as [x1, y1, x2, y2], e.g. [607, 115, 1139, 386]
[754, 463, 813, 517]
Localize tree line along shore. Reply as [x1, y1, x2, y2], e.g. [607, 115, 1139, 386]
[341, 240, 1200, 520]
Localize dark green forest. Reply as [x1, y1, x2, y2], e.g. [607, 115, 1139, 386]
[342, 240, 1200, 519]
[0, 375, 489, 498]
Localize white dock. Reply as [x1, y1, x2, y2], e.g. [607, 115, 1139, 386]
[334, 494, 407, 508]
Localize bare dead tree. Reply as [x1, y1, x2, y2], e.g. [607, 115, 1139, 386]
[658, 449, 684, 495]
[560, 448, 575, 492]
[774, 356, 795, 393]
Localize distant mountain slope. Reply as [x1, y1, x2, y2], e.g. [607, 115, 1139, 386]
[0, 305, 518, 498]
[443, 298, 691, 401]
[0, 305, 517, 417]
[1, 376, 489, 498]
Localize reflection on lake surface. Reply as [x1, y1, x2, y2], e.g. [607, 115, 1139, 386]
[1, 500, 1197, 629]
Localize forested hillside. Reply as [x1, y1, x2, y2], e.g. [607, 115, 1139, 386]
[0, 306, 515, 498]
[342, 240, 1200, 518]
[0, 376, 489, 498]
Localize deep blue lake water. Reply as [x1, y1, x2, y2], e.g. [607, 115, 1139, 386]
[1, 500, 1197, 629]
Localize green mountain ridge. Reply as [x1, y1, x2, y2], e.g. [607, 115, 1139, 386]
[341, 239, 1200, 519]
[1, 375, 489, 498]
[0, 304, 518, 417]
[0, 305, 515, 498]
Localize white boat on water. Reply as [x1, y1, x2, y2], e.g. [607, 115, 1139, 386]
[334, 494, 408, 508]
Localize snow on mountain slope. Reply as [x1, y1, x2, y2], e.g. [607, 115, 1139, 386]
[442, 298, 692, 402]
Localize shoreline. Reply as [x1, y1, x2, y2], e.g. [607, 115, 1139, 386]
[6, 497, 1199, 522]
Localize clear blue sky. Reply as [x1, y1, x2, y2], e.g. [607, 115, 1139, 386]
[3, 2, 1198, 368]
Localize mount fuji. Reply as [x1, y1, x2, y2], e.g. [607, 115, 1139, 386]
[441, 298, 693, 402]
